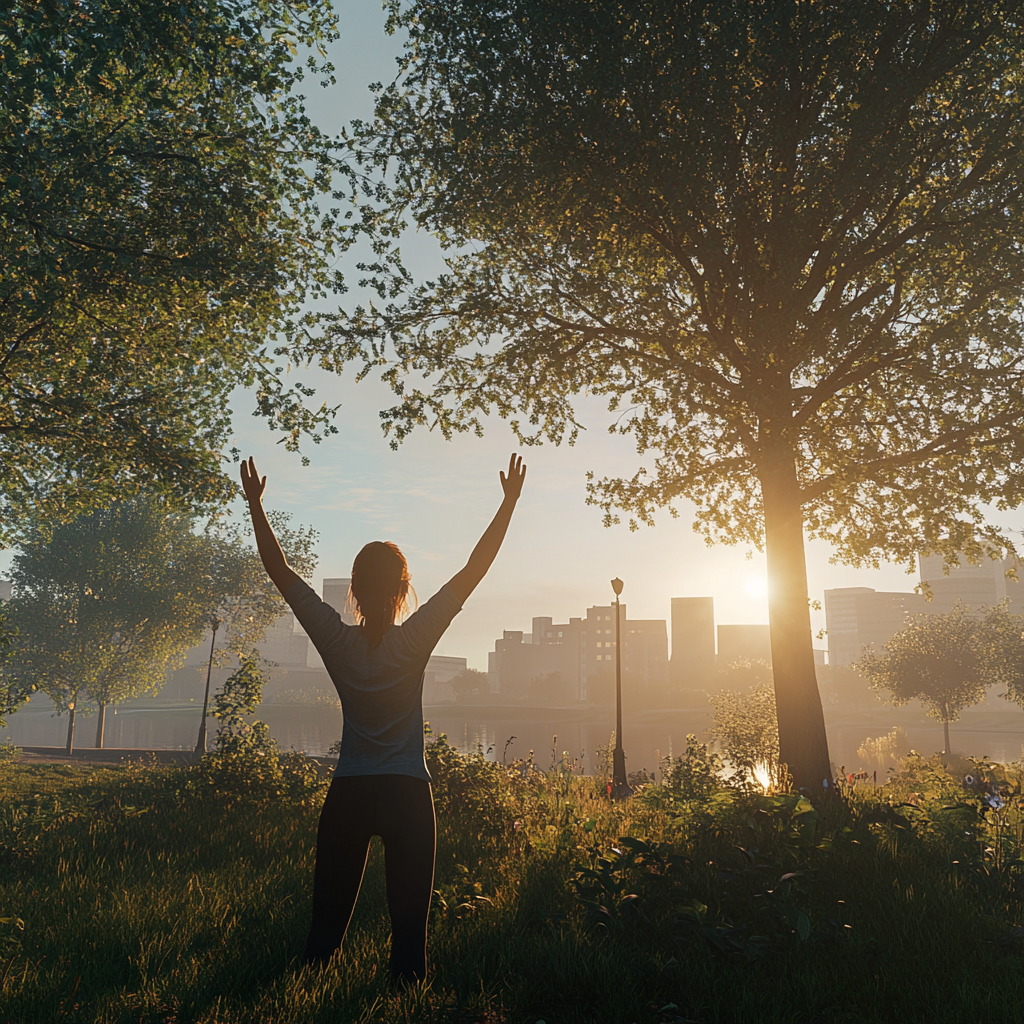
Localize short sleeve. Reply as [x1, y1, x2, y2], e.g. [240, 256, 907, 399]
[284, 579, 347, 654]
[398, 584, 463, 656]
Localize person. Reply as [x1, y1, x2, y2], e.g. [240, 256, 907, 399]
[240, 452, 527, 984]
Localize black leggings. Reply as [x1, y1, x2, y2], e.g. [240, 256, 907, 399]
[304, 774, 436, 982]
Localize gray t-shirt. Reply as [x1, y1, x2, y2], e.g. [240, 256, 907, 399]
[284, 579, 463, 781]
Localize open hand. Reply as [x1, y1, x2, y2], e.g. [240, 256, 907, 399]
[240, 456, 267, 504]
[500, 453, 526, 502]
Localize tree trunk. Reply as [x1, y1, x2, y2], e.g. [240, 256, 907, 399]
[95, 702, 106, 748]
[65, 705, 76, 755]
[943, 718, 951, 758]
[760, 455, 833, 795]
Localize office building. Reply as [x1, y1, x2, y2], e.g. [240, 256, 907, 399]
[918, 553, 1020, 614]
[823, 587, 927, 668]
[322, 578, 357, 624]
[717, 623, 772, 666]
[670, 597, 716, 689]
[487, 602, 668, 707]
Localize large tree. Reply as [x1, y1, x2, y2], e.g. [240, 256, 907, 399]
[0, 0, 345, 536]
[324, 0, 1024, 790]
[7, 499, 317, 751]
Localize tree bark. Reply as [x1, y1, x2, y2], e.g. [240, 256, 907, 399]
[943, 718, 951, 758]
[65, 705, 76, 755]
[760, 455, 833, 795]
[95, 701, 106, 748]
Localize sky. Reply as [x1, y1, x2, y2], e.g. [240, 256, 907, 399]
[6, 3, 1019, 672]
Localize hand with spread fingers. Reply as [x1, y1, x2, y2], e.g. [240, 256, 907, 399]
[500, 453, 527, 503]
[240, 456, 267, 505]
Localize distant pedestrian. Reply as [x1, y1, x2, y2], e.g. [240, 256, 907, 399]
[241, 453, 526, 984]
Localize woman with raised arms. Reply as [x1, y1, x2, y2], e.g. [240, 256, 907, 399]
[240, 453, 526, 984]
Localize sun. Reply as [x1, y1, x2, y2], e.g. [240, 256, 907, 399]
[743, 575, 768, 599]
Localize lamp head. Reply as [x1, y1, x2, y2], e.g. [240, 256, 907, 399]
[611, 577, 624, 597]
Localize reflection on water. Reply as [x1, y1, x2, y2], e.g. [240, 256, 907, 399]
[4, 699, 1023, 774]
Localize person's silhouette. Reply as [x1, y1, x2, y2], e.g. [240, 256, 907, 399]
[241, 453, 526, 983]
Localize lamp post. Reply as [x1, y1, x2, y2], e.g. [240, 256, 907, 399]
[610, 577, 631, 797]
[194, 614, 223, 754]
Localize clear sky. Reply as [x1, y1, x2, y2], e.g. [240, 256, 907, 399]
[221, 2, 955, 671]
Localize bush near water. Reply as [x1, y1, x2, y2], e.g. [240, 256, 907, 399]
[2, 736, 1024, 1023]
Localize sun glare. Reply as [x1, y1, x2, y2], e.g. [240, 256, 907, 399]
[744, 575, 768, 599]
[752, 763, 772, 793]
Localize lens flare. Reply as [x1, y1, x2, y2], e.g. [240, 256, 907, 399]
[752, 762, 772, 793]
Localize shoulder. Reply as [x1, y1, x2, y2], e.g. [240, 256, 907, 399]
[411, 584, 463, 623]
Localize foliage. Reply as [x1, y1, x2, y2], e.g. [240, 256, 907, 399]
[209, 510, 319, 662]
[449, 668, 488, 702]
[857, 726, 910, 772]
[857, 604, 992, 728]
[0, 739, 22, 763]
[0, 0, 347, 535]
[211, 652, 275, 757]
[274, 687, 341, 708]
[4, 498, 317, 745]
[6, 748, 1024, 1021]
[659, 735, 724, 802]
[709, 685, 784, 792]
[0, 606, 32, 728]
[981, 604, 1024, 709]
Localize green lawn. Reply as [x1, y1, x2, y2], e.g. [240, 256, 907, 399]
[1, 741, 1023, 1024]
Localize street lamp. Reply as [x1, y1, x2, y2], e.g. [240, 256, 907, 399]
[610, 577, 631, 798]
[194, 613, 224, 754]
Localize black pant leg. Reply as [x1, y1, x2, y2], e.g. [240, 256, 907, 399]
[376, 775, 437, 983]
[304, 776, 375, 965]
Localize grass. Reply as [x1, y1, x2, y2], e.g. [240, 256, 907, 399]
[2, 740, 1024, 1024]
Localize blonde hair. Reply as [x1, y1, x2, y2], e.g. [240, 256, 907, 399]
[349, 541, 416, 649]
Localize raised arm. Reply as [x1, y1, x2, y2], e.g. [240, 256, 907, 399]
[447, 454, 526, 603]
[240, 456, 302, 597]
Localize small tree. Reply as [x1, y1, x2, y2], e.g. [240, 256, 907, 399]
[211, 652, 275, 757]
[980, 604, 1024, 710]
[8, 498, 214, 750]
[857, 605, 991, 756]
[7, 498, 317, 752]
[709, 685, 783, 792]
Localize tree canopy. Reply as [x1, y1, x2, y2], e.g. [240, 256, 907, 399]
[0, 0, 347, 536]
[324, 0, 1024, 789]
[6, 497, 317, 750]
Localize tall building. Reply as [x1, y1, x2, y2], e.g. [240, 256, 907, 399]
[823, 587, 927, 668]
[670, 597, 715, 690]
[717, 624, 772, 666]
[918, 553, 1020, 614]
[0, 580, 11, 602]
[322, 578, 357, 624]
